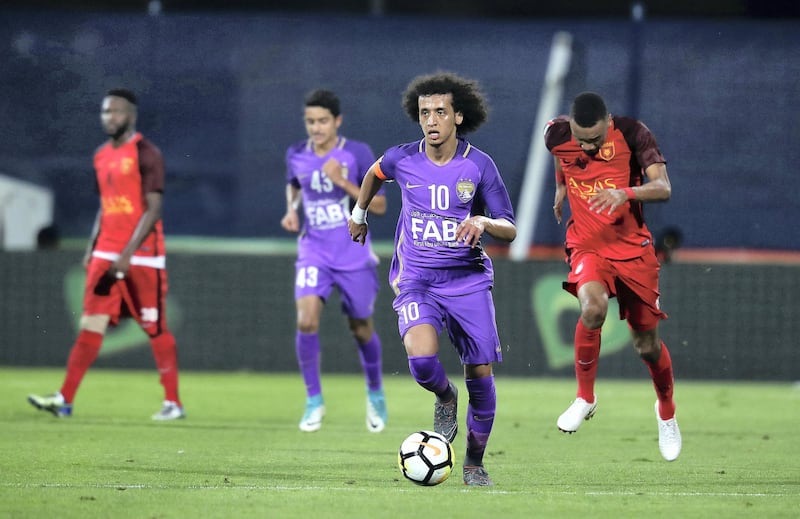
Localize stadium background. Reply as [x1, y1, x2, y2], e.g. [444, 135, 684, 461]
[1, 1, 798, 380]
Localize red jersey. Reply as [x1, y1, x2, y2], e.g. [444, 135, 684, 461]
[92, 132, 166, 264]
[545, 116, 666, 260]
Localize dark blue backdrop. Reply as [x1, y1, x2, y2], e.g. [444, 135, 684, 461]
[1, 11, 797, 249]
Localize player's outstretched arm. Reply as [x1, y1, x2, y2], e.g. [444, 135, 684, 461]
[635, 162, 671, 202]
[589, 162, 672, 215]
[348, 166, 385, 245]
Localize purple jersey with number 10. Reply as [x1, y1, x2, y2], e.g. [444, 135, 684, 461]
[286, 136, 382, 271]
[375, 138, 515, 296]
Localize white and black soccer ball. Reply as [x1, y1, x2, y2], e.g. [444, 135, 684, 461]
[397, 430, 454, 486]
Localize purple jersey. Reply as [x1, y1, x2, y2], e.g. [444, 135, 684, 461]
[286, 136, 381, 271]
[375, 138, 515, 294]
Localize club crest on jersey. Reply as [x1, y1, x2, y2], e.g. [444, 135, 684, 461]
[456, 180, 475, 202]
[121, 157, 135, 174]
[599, 142, 615, 161]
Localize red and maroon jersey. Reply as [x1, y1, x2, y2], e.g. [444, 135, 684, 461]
[92, 132, 166, 258]
[545, 116, 666, 260]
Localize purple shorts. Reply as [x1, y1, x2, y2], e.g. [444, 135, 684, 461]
[392, 287, 502, 365]
[294, 262, 379, 319]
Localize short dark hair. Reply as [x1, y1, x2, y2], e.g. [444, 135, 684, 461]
[106, 88, 137, 106]
[571, 92, 607, 128]
[304, 89, 341, 117]
[402, 72, 489, 134]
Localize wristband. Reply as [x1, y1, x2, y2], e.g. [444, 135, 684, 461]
[351, 205, 367, 225]
[623, 187, 636, 200]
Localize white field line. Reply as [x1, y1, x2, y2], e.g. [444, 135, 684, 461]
[0, 482, 793, 497]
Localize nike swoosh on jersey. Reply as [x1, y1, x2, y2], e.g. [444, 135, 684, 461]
[405, 181, 424, 189]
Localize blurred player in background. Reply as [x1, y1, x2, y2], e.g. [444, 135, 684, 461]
[545, 91, 681, 461]
[28, 88, 184, 421]
[348, 72, 516, 485]
[281, 89, 388, 433]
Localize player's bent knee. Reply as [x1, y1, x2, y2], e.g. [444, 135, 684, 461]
[580, 311, 606, 329]
[632, 335, 660, 360]
[465, 364, 493, 379]
[579, 301, 607, 328]
[80, 314, 111, 334]
[349, 320, 374, 343]
[297, 322, 320, 334]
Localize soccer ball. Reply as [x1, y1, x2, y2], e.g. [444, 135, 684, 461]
[397, 430, 454, 486]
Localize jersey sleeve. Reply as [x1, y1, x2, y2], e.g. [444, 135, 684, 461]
[544, 117, 571, 184]
[349, 141, 376, 183]
[375, 146, 400, 182]
[474, 153, 516, 224]
[544, 116, 571, 151]
[632, 120, 666, 168]
[137, 139, 165, 194]
[615, 117, 666, 169]
[348, 140, 385, 196]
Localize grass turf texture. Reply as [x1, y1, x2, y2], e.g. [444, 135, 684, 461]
[1, 368, 797, 518]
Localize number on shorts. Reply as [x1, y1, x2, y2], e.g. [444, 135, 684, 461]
[399, 301, 420, 325]
[140, 307, 159, 323]
[296, 266, 319, 288]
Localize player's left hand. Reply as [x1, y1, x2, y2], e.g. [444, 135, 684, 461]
[456, 216, 485, 248]
[589, 188, 628, 215]
[348, 218, 369, 245]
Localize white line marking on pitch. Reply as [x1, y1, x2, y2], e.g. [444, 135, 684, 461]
[0, 483, 791, 497]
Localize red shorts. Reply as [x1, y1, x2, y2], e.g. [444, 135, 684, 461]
[83, 257, 170, 336]
[563, 248, 667, 331]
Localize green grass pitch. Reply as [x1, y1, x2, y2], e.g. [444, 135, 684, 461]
[1, 368, 797, 518]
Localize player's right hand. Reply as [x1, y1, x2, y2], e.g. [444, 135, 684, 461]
[322, 158, 346, 188]
[281, 211, 300, 232]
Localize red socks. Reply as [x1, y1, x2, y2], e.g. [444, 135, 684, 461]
[645, 342, 675, 419]
[574, 319, 675, 419]
[574, 320, 601, 403]
[60, 330, 104, 403]
[150, 332, 181, 405]
[59, 330, 181, 407]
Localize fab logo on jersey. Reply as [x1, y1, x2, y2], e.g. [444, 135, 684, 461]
[410, 214, 459, 245]
[305, 201, 347, 229]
